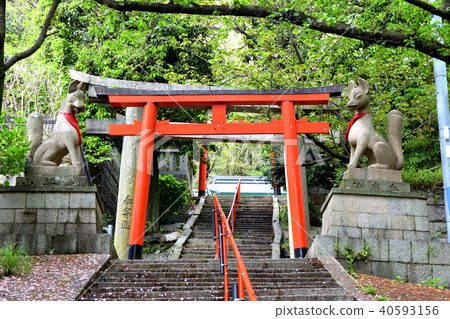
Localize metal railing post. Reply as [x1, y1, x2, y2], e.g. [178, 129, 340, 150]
[218, 224, 224, 275]
[222, 221, 229, 301]
[232, 284, 239, 301]
[213, 205, 219, 260]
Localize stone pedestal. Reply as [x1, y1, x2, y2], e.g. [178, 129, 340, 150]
[16, 167, 87, 187]
[0, 173, 117, 257]
[307, 168, 450, 287]
[321, 168, 428, 241]
[320, 188, 429, 241]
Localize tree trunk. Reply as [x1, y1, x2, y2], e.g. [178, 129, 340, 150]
[0, 71, 5, 117]
[0, 0, 6, 117]
[147, 150, 160, 233]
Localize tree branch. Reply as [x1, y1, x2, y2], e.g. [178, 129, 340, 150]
[4, 0, 60, 71]
[302, 157, 333, 167]
[287, 26, 303, 65]
[94, 0, 450, 63]
[403, 0, 450, 20]
[304, 133, 350, 162]
[232, 23, 257, 45]
[402, 112, 438, 139]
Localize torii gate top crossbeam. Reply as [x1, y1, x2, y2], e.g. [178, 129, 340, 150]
[93, 85, 343, 109]
[102, 86, 343, 137]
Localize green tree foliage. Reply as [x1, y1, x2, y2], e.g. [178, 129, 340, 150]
[1, 0, 448, 191]
[0, 0, 61, 116]
[208, 141, 265, 176]
[257, 145, 286, 190]
[158, 174, 189, 224]
[0, 114, 30, 179]
[53, 1, 214, 84]
[3, 1, 217, 164]
[204, 6, 445, 189]
[94, 0, 450, 62]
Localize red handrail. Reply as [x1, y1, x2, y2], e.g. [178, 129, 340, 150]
[227, 179, 241, 232]
[214, 190, 257, 301]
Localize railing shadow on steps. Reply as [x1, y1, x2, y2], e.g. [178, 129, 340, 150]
[212, 179, 257, 301]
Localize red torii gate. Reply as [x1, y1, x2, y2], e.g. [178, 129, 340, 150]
[96, 86, 341, 259]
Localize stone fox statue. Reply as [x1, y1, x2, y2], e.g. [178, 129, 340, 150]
[28, 81, 86, 167]
[345, 78, 404, 170]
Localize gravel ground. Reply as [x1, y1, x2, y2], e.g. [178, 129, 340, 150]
[1, 254, 449, 301]
[0, 254, 109, 301]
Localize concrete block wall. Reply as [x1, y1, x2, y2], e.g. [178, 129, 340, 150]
[0, 185, 116, 256]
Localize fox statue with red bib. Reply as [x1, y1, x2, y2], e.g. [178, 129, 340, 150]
[345, 78, 404, 171]
[27, 81, 86, 169]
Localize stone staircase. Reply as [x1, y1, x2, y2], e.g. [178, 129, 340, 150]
[79, 195, 355, 301]
[79, 258, 354, 301]
[180, 196, 274, 259]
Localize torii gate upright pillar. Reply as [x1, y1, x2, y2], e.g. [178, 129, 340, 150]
[281, 101, 308, 258]
[128, 102, 157, 259]
[198, 146, 207, 196]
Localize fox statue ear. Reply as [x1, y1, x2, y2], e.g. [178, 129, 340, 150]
[68, 80, 87, 93]
[68, 81, 79, 93]
[348, 80, 357, 95]
[358, 78, 369, 94]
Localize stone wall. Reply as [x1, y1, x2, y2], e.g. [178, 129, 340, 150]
[308, 173, 450, 287]
[308, 186, 329, 217]
[89, 147, 121, 222]
[427, 195, 448, 242]
[0, 185, 116, 256]
[310, 235, 450, 287]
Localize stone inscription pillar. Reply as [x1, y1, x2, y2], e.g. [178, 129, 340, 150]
[114, 107, 142, 259]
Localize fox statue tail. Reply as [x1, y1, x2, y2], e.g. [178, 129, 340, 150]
[26, 112, 44, 166]
[387, 110, 404, 170]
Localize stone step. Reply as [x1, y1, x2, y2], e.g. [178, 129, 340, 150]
[188, 235, 273, 241]
[106, 258, 326, 269]
[179, 252, 273, 259]
[93, 277, 337, 288]
[196, 214, 273, 220]
[190, 230, 273, 237]
[80, 287, 352, 301]
[183, 241, 272, 248]
[180, 248, 272, 254]
[97, 268, 332, 281]
[182, 195, 274, 260]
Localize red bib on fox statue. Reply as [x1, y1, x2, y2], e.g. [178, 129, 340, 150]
[61, 113, 82, 146]
[344, 113, 367, 140]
